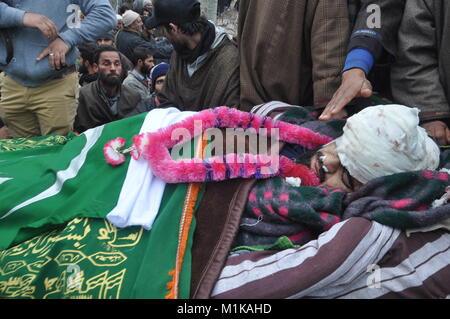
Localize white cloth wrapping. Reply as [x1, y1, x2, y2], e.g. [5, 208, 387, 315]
[335, 104, 440, 184]
[107, 108, 196, 230]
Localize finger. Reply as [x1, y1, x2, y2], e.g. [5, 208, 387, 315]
[328, 87, 355, 116]
[39, 21, 53, 39]
[320, 90, 344, 120]
[360, 80, 373, 98]
[42, 18, 58, 39]
[320, 101, 337, 121]
[60, 51, 66, 67]
[47, 20, 59, 39]
[36, 48, 50, 61]
[49, 53, 56, 70]
[53, 53, 62, 70]
[446, 129, 450, 146]
[433, 127, 446, 146]
[437, 136, 447, 146]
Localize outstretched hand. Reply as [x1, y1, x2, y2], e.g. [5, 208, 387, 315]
[320, 69, 372, 121]
[421, 121, 450, 146]
[23, 13, 58, 40]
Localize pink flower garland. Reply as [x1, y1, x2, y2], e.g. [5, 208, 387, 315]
[104, 107, 332, 186]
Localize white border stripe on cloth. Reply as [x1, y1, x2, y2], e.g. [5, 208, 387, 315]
[338, 233, 450, 299]
[211, 220, 347, 296]
[0, 126, 104, 220]
[291, 223, 400, 299]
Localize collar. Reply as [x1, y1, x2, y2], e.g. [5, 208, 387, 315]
[131, 69, 148, 82]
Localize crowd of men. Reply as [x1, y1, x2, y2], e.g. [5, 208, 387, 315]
[0, 0, 450, 146]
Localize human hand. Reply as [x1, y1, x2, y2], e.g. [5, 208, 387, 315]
[421, 121, 450, 146]
[319, 68, 372, 121]
[36, 38, 70, 70]
[23, 13, 58, 40]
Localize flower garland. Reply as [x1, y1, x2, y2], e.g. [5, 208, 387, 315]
[104, 107, 332, 186]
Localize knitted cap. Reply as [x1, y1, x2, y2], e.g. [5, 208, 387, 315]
[150, 62, 170, 89]
[122, 10, 140, 27]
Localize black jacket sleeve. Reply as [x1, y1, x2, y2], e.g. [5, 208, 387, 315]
[349, 0, 406, 61]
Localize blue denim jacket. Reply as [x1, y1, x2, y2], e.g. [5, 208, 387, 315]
[0, 0, 116, 87]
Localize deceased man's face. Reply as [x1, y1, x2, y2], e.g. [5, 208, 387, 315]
[308, 142, 361, 192]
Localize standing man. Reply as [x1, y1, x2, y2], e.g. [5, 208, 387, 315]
[145, 0, 240, 111]
[123, 47, 155, 100]
[238, 0, 350, 111]
[320, 0, 406, 120]
[74, 46, 146, 133]
[0, 0, 117, 138]
[391, 0, 450, 145]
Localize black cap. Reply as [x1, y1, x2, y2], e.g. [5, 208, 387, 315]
[144, 0, 201, 29]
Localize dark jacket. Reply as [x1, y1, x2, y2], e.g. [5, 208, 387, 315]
[391, 0, 450, 123]
[116, 28, 172, 63]
[74, 80, 143, 133]
[347, 0, 406, 98]
[158, 36, 240, 111]
[348, 0, 406, 61]
[238, 0, 350, 110]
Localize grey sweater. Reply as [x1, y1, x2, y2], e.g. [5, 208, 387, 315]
[0, 0, 116, 87]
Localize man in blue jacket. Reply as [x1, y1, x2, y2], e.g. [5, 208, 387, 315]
[0, 0, 117, 138]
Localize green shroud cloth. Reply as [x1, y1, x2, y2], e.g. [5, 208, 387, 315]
[0, 113, 148, 250]
[0, 183, 202, 299]
[0, 114, 204, 299]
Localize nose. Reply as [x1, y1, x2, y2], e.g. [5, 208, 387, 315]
[323, 153, 341, 171]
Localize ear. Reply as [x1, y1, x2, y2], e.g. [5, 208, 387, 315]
[93, 63, 99, 73]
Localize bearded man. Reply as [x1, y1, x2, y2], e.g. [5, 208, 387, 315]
[145, 0, 240, 111]
[74, 46, 147, 133]
[123, 47, 155, 100]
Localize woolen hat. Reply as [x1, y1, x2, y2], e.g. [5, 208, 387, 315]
[145, 0, 201, 29]
[150, 62, 170, 89]
[122, 10, 140, 27]
[96, 30, 115, 41]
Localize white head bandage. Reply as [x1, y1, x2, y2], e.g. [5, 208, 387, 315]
[335, 105, 440, 184]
